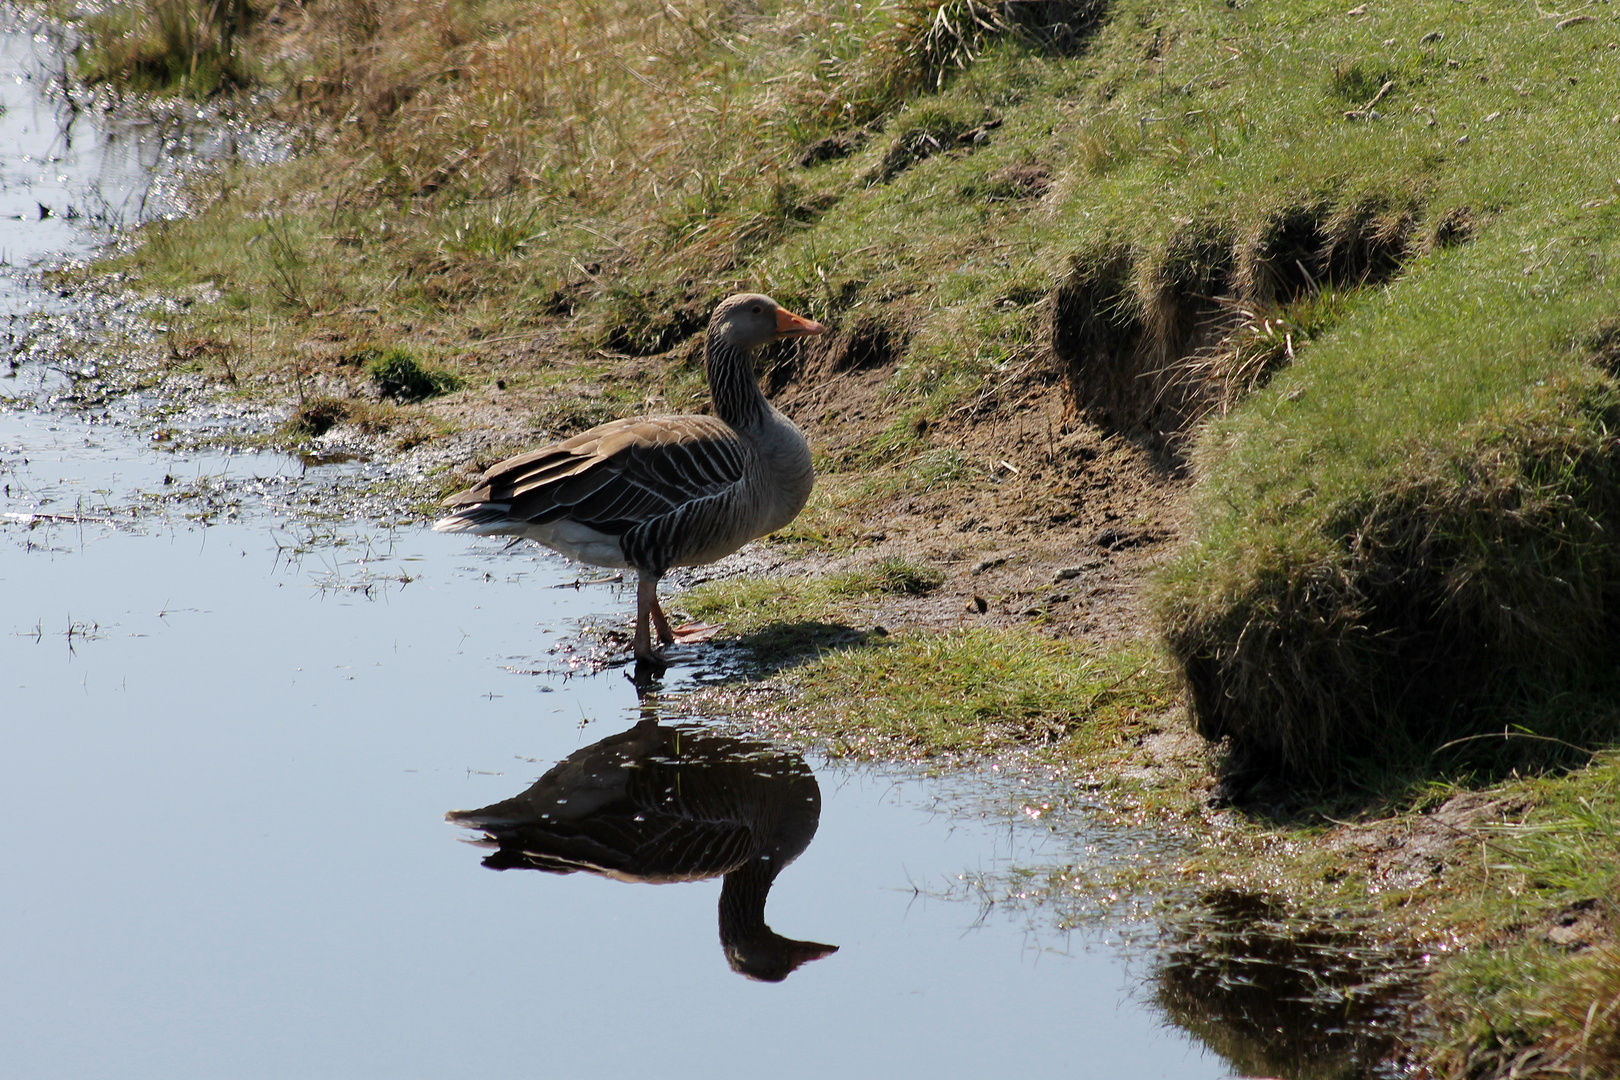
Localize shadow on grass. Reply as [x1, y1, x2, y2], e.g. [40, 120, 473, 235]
[1154, 890, 1424, 1080]
[694, 620, 889, 682]
[1213, 688, 1620, 825]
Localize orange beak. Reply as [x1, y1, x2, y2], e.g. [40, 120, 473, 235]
[774, 307, 826, 339]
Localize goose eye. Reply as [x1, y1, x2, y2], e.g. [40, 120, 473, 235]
[751, 305, 762, 313]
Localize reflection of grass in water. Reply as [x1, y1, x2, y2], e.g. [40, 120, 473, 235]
[1153, 891, 1422, 1080]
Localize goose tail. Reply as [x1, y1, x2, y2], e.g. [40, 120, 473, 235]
[431, 504, 518, 534]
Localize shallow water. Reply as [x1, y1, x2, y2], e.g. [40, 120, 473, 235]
[0, 17, 1261, 1080]
[1, 410, 1239, 1079]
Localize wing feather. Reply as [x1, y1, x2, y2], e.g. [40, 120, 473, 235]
[437, 416, 746, 539]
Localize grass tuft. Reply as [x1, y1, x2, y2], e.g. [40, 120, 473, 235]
[364, 347, 462, 402]
[831, 556, 946, 596]
[280, 396, 354, 439]
[78, 0, 256, 97]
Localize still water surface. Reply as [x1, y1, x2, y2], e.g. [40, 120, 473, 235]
[0, 19, 1236, 1080]
[0, 419, 1232, 1080]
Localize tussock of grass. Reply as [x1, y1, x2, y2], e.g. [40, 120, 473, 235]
[77, 0, 255, 97]
[280, 395, 353, 438]
[279, 395, 399, 442]
[364, 347, 461, 401]
[865, 105, 987, 184]
[833, 555, 945, 596]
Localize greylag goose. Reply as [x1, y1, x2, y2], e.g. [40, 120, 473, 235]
[447, 718, 838, 982]
[433, 293, 825, 661]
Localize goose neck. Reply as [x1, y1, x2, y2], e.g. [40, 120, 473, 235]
[718, 856, 776, 938]
[706, 333, 768, 428]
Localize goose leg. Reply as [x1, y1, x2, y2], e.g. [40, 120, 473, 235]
[639, 576, 722, 658]
[649, 596, 676, 646]
[634, 574, 663, 661]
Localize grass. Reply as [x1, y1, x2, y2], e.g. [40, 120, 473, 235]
[75, 0, 255, 97]
[52, 0, 1620, 1072]
[779, 628, 1170, 758]
[678, 566, 1174, 757]
[363, 346, 462, 401]
[677, 556, 944, 637]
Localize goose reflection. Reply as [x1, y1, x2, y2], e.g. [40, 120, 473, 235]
[447, 719, 837, 981]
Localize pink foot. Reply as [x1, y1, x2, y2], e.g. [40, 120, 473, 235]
[669, 621, 723, 644]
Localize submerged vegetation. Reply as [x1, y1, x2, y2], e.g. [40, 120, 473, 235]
[55, 0, 1620, 1072]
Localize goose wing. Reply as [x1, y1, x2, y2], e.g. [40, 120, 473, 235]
[475, 815, 758, 881]
[449, 724, 764, 881]
[437, 415, 746, 535]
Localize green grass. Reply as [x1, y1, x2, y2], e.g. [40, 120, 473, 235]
[678, 556, 944, 632]
[363, 346, 462, 401]
[74, 0, 256, 97]
[679, 569, 1173, 756]
[679, 566, 1172, 758]
[782, 628, 1171, 758]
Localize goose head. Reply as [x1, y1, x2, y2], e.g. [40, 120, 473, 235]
[709, 293, 825, 351]
[725, 932, 840, 983]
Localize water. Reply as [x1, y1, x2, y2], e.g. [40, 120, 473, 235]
[2, 417, 1235, 1079]
[0, 17, 1249, 1080]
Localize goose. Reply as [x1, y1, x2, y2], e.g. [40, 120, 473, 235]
[448, 718, 838, 981]
[433, 293, 826, 662]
